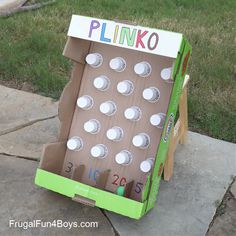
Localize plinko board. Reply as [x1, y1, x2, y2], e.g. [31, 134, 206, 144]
[35, 15, 192, 219]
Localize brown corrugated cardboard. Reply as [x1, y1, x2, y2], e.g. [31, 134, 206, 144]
[59, 39, 174, 201]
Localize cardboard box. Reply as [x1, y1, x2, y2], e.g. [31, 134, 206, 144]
[35, 15, 192, 219]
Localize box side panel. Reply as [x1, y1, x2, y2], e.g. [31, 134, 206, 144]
[145, 38, 192, 212]
[38, 39, 91, 182]
[63, 37, 91, 63]
[58, 63, 84, 141]
[58, 37, 91, 141]
[35, 169, 145, 219]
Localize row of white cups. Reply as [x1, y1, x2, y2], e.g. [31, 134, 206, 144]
[67, 136, 154, 173]
[85, 53, 173, 81]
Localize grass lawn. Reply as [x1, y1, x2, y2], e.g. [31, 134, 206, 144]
[0, 0, 235, 142]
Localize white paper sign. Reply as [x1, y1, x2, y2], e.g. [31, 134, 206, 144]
[68, 15, 183, 58]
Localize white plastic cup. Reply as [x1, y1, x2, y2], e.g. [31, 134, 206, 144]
[85, 53, 103, 68]
[77, 95, 93, 110]
[99, 101, 117, 116]
[90, 144, 108, 158]
[140, 158, 154, 173]
[115, 150, 132, 165]
[117, 80, 134, 95]
[93, 76, 110, 91]
[150, 113, 166, 128]
[161, 67, 173, 82]
[142, 87, 160, 102]
[132, 133, 150, 148]
[106, 127, 123, 141]
[109, 57, 126, 72]
[84, 119, 100, 134]
[67, 137, 83, 151]
[134, 61, 152, 77]
[124, 106, 141, 121]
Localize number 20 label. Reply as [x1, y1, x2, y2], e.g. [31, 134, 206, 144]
[112, 174, 127, 186]
[112, 174, 144, 194]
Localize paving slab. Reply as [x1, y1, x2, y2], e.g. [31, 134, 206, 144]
[230, 181, 236, 198]
[105, 131, 236, 236]
[0, 117, 60, 160]
[0, 0, 25, 11]
[0, 154, 115, 236]
[0, 85, 58, 136]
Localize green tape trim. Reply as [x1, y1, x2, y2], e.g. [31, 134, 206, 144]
[35, 168, 146, 219]
[145, 37, 192, 212]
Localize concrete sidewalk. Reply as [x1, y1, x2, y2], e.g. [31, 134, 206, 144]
[105, 132, 236, 236]
[0, 0, 25, 11]
[0, 154, 115, 236]
[0, 85, 59, 160]
[0, 85, 235, 236]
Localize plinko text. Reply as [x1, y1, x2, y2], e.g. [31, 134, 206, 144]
[88, 20, 159, 51]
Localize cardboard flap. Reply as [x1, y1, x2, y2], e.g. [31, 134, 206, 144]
[63, 37, 91, 63]
[39, 141, 66, 174]
[95, 169, 111, 190]
[58, 63, 85, 141]
[71, 164, 85, 182]
[125, 180, 134, 198]
[72, 194, 95, 207]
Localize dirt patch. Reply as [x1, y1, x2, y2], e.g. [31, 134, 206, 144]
[206, 177, 236, 236]
[0, 80, 36, 93]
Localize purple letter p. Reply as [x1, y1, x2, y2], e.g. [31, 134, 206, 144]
[89, 20, 100, 38]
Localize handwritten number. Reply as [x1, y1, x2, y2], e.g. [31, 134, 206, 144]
[88, 168, 100, 181]
[112, 174, 127, 186]
[112, 174, 119, 185]
[65, 162, 73, 173]
[135, 182, 143, 194]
